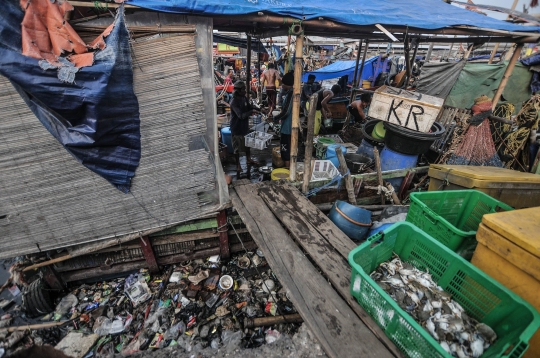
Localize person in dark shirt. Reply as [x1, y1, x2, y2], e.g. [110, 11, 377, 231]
[347, 93, 372, 124]
[274, 71, 295, 167]
[301, 74, 316, 116]
[229, 81, 260, 171]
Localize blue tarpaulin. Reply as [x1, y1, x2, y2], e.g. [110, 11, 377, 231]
[0, 0, 141, 192]
[130, 0, 540, 32]
[302, 57, 378, 82]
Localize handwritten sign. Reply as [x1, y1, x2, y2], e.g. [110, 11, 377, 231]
[368, 86, 444, 133]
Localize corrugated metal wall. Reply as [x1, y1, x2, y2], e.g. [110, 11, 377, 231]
[0, 30, 220, 259]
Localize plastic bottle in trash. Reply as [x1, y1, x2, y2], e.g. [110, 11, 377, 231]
[54, 294, 78, 321]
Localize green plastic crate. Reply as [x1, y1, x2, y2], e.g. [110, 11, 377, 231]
[406, 190, 513, 254]
[348, 222, 540, 358]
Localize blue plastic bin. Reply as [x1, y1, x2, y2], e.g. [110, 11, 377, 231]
[221, 126, 234, 154]
[380, 147, 418, 189]
[325, 144, 347, 169]
[328, 200, 372, 240]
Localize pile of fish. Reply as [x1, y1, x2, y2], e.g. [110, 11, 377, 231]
[370, 254, 497, 358]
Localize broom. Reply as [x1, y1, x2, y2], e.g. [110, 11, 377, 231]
[447, 95, 504, 167]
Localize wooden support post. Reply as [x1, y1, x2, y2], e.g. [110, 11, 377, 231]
[489, 0, 518, 64]
[351, 39, 363, 88]
[343, 40, 368, 130]
[139, 236, 159, 273]
[217, 210, 230, 260]
[302, 94, 318, 194]
[492, 43, 523, 111]
[246, 35, 252, 100]
[336, 147, 356, 205]
[425, 42, 434, 62]
[373, 148, 385, 205]
[41, 265, 65, 291]
[289, 31, 304, 181]
[488, 43, 500, 64]
[464, 44, 473, 61]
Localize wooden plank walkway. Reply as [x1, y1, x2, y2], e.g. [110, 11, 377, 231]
[231, 180, 403, 358]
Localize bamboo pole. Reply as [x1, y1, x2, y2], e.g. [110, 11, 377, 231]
[244, 314, 303, 328]
[425, 42, 434, 62]
[302, 94, 318, 194]
[492, 43, 523, 111]
[343, 40, 363, 129]
[373, 148, 385, 205]
[289, 32, 304, 181]
[6, 321, 69, 332]
[336, 147, 356, 205]
[343, 40, 369, 130]
[489, 0, 518, 64]
[284, 34, 292, 74]
[246, 35, 252, 100]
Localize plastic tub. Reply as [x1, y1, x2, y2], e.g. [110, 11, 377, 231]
[379, 147, 418, 189]
[362, 119, 385, 147]
[372, 121, 386, 140]
[383, 122, 445, 155]
[328, 200, 372, 241]
[325, 144, 347, 169]
[220, 127, 234, 154]
[406, 189, 513, 256]
[349, 221, 540, 358]
[271, 168, 290, 181]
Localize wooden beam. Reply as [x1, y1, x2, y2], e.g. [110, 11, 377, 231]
[492, 43, 524, 111]
[302, 94, 318, 194]
[256, 182, 402, 357]
[289, 31, 304, 181]
[217, 210, 230, 260]
[69, 1, 138, 8]
[246, 35, 252, 100]
[231, 184, 394, 358]
[139, 236, 159, 273]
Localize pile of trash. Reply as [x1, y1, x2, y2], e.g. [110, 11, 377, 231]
[0, 252, 304, 357]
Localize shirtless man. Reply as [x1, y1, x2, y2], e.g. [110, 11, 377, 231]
[261, 63, 281, 119]
[347, 93, 372, 124]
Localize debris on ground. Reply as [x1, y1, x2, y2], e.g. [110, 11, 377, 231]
[0, 252, 316, 357]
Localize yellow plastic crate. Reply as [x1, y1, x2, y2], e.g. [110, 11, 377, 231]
[471, 207, 540, 358]
[428, 164, 540, 209]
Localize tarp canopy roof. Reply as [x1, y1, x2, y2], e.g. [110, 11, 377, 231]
[302, 57, 378, 82]
[128, 0, 540, 41]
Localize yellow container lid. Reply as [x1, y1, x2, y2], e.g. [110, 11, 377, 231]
[481, 207, 540, 258]
[430, 164, 540, 183]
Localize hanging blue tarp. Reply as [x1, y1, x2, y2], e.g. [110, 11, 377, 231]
[0, 1, 141, 193]
[302, 57, 378, 82]
[130, 0, 540, 32]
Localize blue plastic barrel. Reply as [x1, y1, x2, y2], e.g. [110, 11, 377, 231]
[356, 139, 384, 161]
[328, 200, 372, 241]
[380, 147, 418, 189]
[366, 223, 395, 238]
[325, 144, 347, 168]
[221, 126, 234, 154]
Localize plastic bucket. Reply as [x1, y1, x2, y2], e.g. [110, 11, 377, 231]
[220, 127, 234, 154]
[328, 200, 372, 241]
[380, 147, 418, 189]
[356, 139, 384, 161]
[372, 121, 386, 140]
[362, 119, 385, 147]
[271, 168, 290, 181]
[325, 144, 347, 168]
[362, 80, 371, 89]
[384, 122, 445, 155]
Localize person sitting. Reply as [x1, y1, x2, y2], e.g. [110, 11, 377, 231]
[347, 93, 372, 124]
[229, 81, 260, 171]
[273, 71, 295, 168]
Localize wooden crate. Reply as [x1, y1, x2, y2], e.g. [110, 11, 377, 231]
[368, 85, 444, 132]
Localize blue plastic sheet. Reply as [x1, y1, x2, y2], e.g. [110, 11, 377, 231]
[302, 57, 377, 82]
[130, 0, 540, 32]
[0, 1, 141, 192]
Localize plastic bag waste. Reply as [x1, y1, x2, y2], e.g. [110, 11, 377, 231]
[163, 321, 185, 341]
[124, 274, 151, 307]
[54, 294, 78, 320]
[265, 329, 281, 344]
[94, 317, 112, 336]
[222, 330, 243, 353]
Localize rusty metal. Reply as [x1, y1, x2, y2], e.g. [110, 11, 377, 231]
[139, 236, 159, 273]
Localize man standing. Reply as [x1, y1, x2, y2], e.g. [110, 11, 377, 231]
[261, 63, 281, 120]
[347, 93, 372, 124]
[230, 81, 259, 171]
[273, 72, 294, 167]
